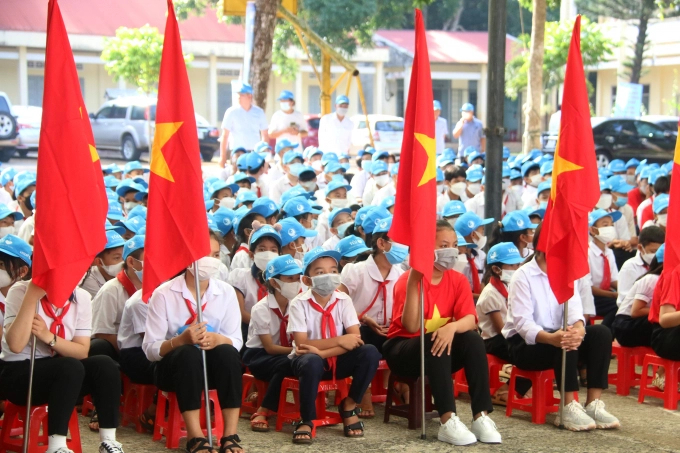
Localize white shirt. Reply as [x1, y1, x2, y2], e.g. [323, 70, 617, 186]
[504, 187, 523, 215]
[578, 274, 596, 316]
[619, 204, 636, 237]
[435, 117, 448, 155]
[616, 252, 648, 306]
[587, 241, 619, 289]
[287, 289, 359, 358]
[117, 290, 148, 350]
[268, 109, 307, 145]
[231, 247, 253, 270]
[266, 163, 285, 187]
[503, 258, 585, 345]
[246, 294, 290, 349]
[611, 209, 632, 241]
[1, 281, 92, 361]
[636, 197, 653, 230]
[318, 113, 353, 155]
[340, 255, 403, 325]
[268, 175, 296, 205]
[143, 275, 242, 362]
[464, 192, 485, 218]
[92, 275, 137, 335]
[521, 185, 538, 210]
[548, 110, 562, 133]
[221, 105, 268, 151]
[350, 170, 371, 202]
[362, 178, 390, 207]
[0, 189, 13, 206]
[322, 235, 340, 251]
[228, 267, 266, 314]
[80, 266, 107, 299]
[616, 274, 659, 317]
[476, 281, 507, 340]
[372, 183, 396, 207]
[17, 214, 34, 244]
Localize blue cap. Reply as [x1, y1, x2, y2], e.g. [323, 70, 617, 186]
[280, 186, 312, 206]
[436, 167, 444, 183]
[540, 160, 554, 176]
[371, 161, 389, 175]
[103, 175, 120, 188]
[372, 150, 390, 161]
[329, 208, 352, 228]
[502, 162, 511, 178]
[115, 180, 145, 198]
[606, 175, 634, 194]
[325, 178, 352, 197]
[463, 146, 478, 157]
[656, 243, 666, 264]
[521, 149, 543, 164]
[391, 163, 400, 177]
[355, 206, 373, 226]
[521, 161, 540, 178]
[283, 197, 322, 217]
[278, 217, 318, 246]
[510, 168, 522, 180]
[0, 168, 16, 186]
[132, 177, 148, 190]
[361, 207, 391, 232]
[608, 159, 626, 173]
[335, 95, 350, 105]
[372, 216, 393, 235]
[441, 200, 466, 218]
[639, 166, 653, 180]
[321, 152, 339, 165]
[437, 155, 454, 168]
[456, 232, 476, 248]
[467, 150, 485, 163]
[213, 207, 236, 236]
[127, 205, 147, 220]
[105, 230, 126, 249]
[123, 235, 145, 260]
[303, 246, 341, 274]
[265, 255, 302, 280]
[103, 163, 123, 175]
[245, 152, 265, 170]
[275, 139, 299, 154]
[233, 172, 257, 185]
[0, 204, 23, 221]
[324, 161, 345, 174]
[537, 179, 552, 195]
[626, 158, 641, 169]
[653, 194, 669, 214]
[236, 153, 249, 171]
[502, 146, 510, 159]
[380, 195, 396, 210]
[358, 147, 375, 157]
[116, 216, 146, 234]
[663, 160, 674, 173]
[14, 177, 35, 198]
[249, 224, 282, 247]
[235, 190, 258, 207]
[598, 168, 613, 179]
[501, 211, 537, 232]
[649, 169, 668, 186]
[105, 219, 126, 236]
[283, 151, 304, 165]
[487, 242, 524, 265]
[210, 180, 240, 198]
[335, 235, 371, 258]
[204, 194, 215, 211]
[455, 211, 494, 237]
[0, 234, 32, 266]
[461, 102, 474, 112]
[433, 100, 442, 110]
[525, 205, 546, 220]
[237, 82, 253, 95]
[466, 164, 484, 182]
[277, 90, 295, 101]
[588, 209, 622, 226]
[123, 161, 149, 175]
[207, 214, 219, 232]
[252, 197, 279, 218]
[107, 202, 125, 221]
[287, 163, 308, 178]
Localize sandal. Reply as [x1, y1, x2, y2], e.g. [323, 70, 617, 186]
[219, 434, 243, 453]
[338, 398, 364, 438]
[491, 389, 509, 406]
[185, 437, 214, 453]
[292, 421, 314, 445]
[139, 412, 154, 432]
[88, 411, 99, 432]
[249, 411, 270, 432]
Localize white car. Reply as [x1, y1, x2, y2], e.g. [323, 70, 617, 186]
[13, 105, 42, 156]
[350, 114, 404, 155]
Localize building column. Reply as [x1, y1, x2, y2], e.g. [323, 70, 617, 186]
[117, 79, 126, 89]
[208, 54, 218, 125]
[403, 66, 412, 111]
[375, 62, 384, 114]
[479, 64, 488, 125]
[18, 46, 28, 105]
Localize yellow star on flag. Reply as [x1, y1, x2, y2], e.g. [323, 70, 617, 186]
[415, 132, 437, 187]
[151, 122, 183, 183]
[80, 106, 99, 162]
[550, 139, 583, 201]
[424, 304, 451, 334]
[674, 143, 680, 165]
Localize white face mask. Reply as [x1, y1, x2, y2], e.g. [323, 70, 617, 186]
[510, 184, 523, 195]
[273, 278, 301, 300]
[299, 180, 316, 192]
[657, 214, 668, 227]
[254, 251, 279, 271]
[187, 256, 222, 281]
[311, 160, 323, 172]
[625, 174, 636, 186]
[310, 273, 342, 296]
[336, 107, 348, 117]
[529, 174, 542, 187]
[124, 201, 139, 212]
[330, 198, 349, 209]
[0, 269, 13, 287]
[502, 179, 510, 192]
[640, 247, 655, 265]
[293, 242, 308, 262]
[594, 226, 616, 245]
[280, 102, 292, 112]
[434, 247, 459, 271]
[467, 183, 482, 195]
[220, 197, 236, 210]
[450, 181, 467, 196]
[596, 194, 613, 210]
[100, 260, 124, 277]
[473, 232, 487, 249]
[0, 226, 15, 237]
[437, 184, 445, 194]
[374, 174, 390, 187]
[500, 269, 515, 284]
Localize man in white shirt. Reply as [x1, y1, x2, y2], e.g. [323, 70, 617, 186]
[268, 90, 308, 146]
[219, 83, 269, 168]
[318, 95, 354, 155]
[434, 100, 449, 155]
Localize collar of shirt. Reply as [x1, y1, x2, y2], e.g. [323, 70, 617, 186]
[634, 250, 646, 267]
[366, 255, 401, 282]
[524, 257, 545, 277]
[297, 288, 349, 306]
[266, 293, 289, 315]
[170, 274, 224, 305]
[588, 240, 606, 257]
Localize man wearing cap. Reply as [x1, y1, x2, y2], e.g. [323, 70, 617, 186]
[219, 82, 269, 169]
[269, 90, 308, 145]
[434, 100, 449, 156]
[453, 103, 485, 158]
[318, 95, 354, 155]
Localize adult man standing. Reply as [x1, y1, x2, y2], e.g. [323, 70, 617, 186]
[218, 83, 269, 168]
[434, 100, 449, 155]
[269, 90, 308, 145]
[318, 94, 354, 155]
[452, 102, 485, 158]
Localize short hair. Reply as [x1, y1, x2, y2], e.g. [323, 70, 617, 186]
[653, 176, 670, 195]
[639, 225, 665, 246]
[0, 250, 31, 281]
[436, 219, 454, 233]
[371, 231, 389, 254]
[446, 167, 466, 181]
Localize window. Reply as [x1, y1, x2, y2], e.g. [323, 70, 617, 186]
[109, 106, 127, 119]
[358, 74, 374, 114]
[634, 121, 665, 139]
[375, 121, 404, 132]
[396, 79, 404, 118]
[96, 106, 112, 119]
[468, 80, 478, 110]
[0, 97, 9, 112]
[217, 83, 233, 121]
[357, 121, 366, 129]
[28, 75, 44, 107]
[130, 106, 146, 120]
[308, 85, 321, 114]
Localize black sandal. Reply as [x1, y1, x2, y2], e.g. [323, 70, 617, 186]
[338, 398, 364, 438]
[292, 421, 314, 445]
[219, 434, 243, 453]
[88, 411, 99, 432]
[185, 437, 214, 453]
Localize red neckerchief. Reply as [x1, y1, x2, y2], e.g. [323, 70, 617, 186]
[236, 245, 250, 255]
[40, 295, 74, 339]
[489, 276, 508, 299]
[307, 296, 340, 383]
[256, 279, 268, 301]
[116, 270, 137, 298]
[184, 297, 208, 325]
[270, 306, 291, 347]
[468, 255, 481, 294]
[0, 301, 4, 314]
[359, 280, 390, 325]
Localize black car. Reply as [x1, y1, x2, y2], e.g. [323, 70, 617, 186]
[196, 113, 220, 162]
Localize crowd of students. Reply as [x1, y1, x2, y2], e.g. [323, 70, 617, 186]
[0, 139, 676, 453]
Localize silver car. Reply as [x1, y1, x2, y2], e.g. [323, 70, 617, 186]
[13, 105, 42, 157]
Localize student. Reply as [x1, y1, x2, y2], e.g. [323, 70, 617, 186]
[441, 166, 470, 205]
[587, 209, 622, 329]
[503, 168, 524, 215]
[454, 211, 493, 298]
[243, 256, 300, 432]
[235, 191, 257, 210]
[384, 220, 501, 446]
[80, 231, 126, 299]
[616, 226, 664, 306]
[644, 193, 669, 230]
[317, 177, 353, 244]
[278, 217, 316, 262]
[269, 152, 304, 204]
[490, 210, 537, 259]
[372, 163, 398, 207]
[503, 224, 619, 431]
[230, 205, 269, 270]
[252, 197, 280, 226]
[350, 206, 373, 242]
[114, 216, 145, 241]
[350, 147, 374, 202]
[520, 161, 541, 210]
[11, 175, 36, 219]
[0, 168, 16, 206]
[639, 173, 669, 229]
[287, 247, 381, 444]
[212, 207, 238, 268]
[322, 208, 353, 251]
[362, 160, 390, 207]
[281, 197, 322, 251]
[115, 180, 145, 216]
[143, 231, 244, 453]
[243, 151, 269, 199]
[2, 236, 125, 453]
[440, 200, 466, 226]
[209, 180, 240, 210]
[0, 204, 23, 237]
[463, 165, 485, 215]
[335, 235, 371, 271]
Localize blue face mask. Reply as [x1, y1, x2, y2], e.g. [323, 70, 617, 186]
[135, 269, 143, 282]
[385, 242, 409, 265]
[615, 197, 628, 207]
[340, 163, 350, 172]
[539, 201, 548, 210]
[361, 160, 372, 171]
[336, 221, 353, 239]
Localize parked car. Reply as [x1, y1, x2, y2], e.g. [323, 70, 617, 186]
[89, 97, 155, 161]
[196, 113, 220, 162]
[13, 105, 42, 157]
[0, 92, 19, 162]
[641, 115, 679, 135]
[266, 114, 320, 151]
[350, 114, 404, 155]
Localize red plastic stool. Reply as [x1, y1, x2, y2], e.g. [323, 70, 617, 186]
[610, 342, 653, 396]
[240, 374, 269, 416]
[454, 355, 507, 397]
[383, 374, 438, 430]
[0, 402, 81, 453]
[120, 382, 157, 433]
[370, 360, 389, 403]
[506, 368, 577, 424]
[153, 390, 223, 449]
[638, 354, 680, 410]
[275, 378, 349, 437]
[80, 395, 94, 417]
[588, 315, 604, 325]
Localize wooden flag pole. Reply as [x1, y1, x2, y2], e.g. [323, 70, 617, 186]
[193, 261, 213, 448]
[558, 300, 569, 429]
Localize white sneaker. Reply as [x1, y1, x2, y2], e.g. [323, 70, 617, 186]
[585, 399, 620, 429]
[652, 373, 665, 391]
[553, 401, 596, 431]
[50, 448, 74, 453]
[99, 440, 125, 453]
[470, 414, 502, 444]
[438, 413, 477, 446]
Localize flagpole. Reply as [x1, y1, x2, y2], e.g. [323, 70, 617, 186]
[419, 283, 426, 440]
[22, 303, 40, 453]
[558, 300, 569, 429]
[193, 261, 213, 448]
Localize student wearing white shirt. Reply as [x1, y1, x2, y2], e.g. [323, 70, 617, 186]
[362, 160, 390, 207]
[520, 161, 541, 210]
[143, 232, 244, 453]
[2, 236, 126, 453]
[350, 148, 375, 202]
[287, 247, 380, 444]
[434, 100, 449, 155]
[317, 95, 354, 156]
[322, 208, 353, 251]
[587, 210, 621, 330]
[243, 256, 300, 432]
[0, 168, 15, 207]
[230, 205, 271, 270]
[503, 169, 524, 215]
[615, 226, 664, 307]
[80, 231, 126, 298]
[12, 175, 35, 220]
[277, 217, 316, 262]
[503, 224, 619, 432]
[0, 204, 23, 238]
[268, 90, 308, 145]
[454, 211, 493, 298]
[281, 197, 323, 252]
[489, 210, 537, 259]
[269, 151, 304, 205]
[463, 165, 484, 204]
[372, 163, 398, 207]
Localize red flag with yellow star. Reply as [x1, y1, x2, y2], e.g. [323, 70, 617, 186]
[664, 129, 680, 273]
[142, 0, 210, 301]
[389, 9, 437, 281]
[32, 0, 107, 308]
[537, 15, 599, 303]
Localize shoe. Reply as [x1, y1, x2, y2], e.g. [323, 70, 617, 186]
[99, 440, 125, 453]
[585, 399, 620, 429]
[51, 448, 74, 453]
[553, 401, 596, 431]
[438, 413, 477, 446]
[470, 414, 502, 444]
[652, 373, 665, 391]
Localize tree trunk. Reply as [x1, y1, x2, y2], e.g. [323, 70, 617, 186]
[250, 0, 281, 109]
[523, 0, 546, 154]
[444, 0, 465, 31]
[629, 12, 650, 84]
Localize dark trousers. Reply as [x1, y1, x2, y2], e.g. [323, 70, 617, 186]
[156, 344, 242, 413]
[594, 296, 618, 329]
[508, 324, 612, 393]
[290, 344, 380, 421]
[612, 314, 653, 347]
[120, 347, 157, 385]
[242, 347, 294, 412]
[484, 334, 532, 396]
[89, 337, 119, 362]
[360, 325, 387, 355]
[240, 322, 249, 354]
[0, 355, 120, 435]
[383, 330, 493, 417]
[651, 324, 680, 361]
